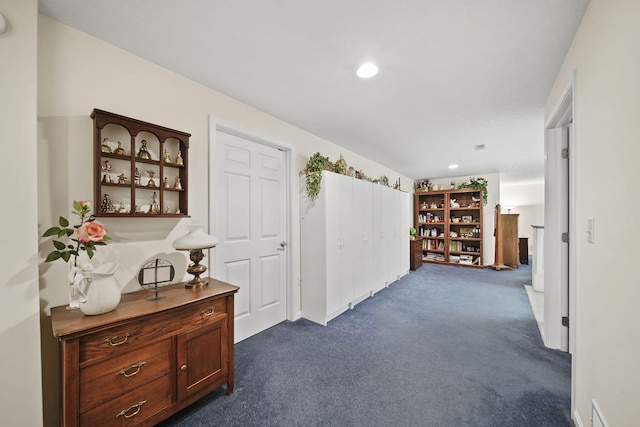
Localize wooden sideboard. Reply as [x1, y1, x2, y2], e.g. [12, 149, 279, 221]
[410, 239, 422, 270]
[51, 278, 239, 427]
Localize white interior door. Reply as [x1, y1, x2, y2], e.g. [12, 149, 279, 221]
[372, 185, 387, 293]
[212, 128, 288, 343]
[352, 178, 373, 304]
[325, 172, 354, 317]
[544, 125, 570, 352]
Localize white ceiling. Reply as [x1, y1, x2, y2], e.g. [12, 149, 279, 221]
[38, 0, 589, 185]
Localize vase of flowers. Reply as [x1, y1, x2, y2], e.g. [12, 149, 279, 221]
[42, 200, 113, 310]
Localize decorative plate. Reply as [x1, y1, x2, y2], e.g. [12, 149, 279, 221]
[137, 258, 175, 300]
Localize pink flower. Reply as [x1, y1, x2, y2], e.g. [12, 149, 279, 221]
[77, 200, 92, 209]
[76, 222, 107, 243]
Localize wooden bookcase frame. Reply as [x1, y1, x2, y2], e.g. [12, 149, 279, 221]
[415, 188, 483, 268]
[92, 109, 190, 217]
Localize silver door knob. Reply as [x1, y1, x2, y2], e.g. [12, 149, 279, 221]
[277, 241, 287, 251]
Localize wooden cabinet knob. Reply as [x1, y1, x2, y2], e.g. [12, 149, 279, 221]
[180, 364, 187, 372]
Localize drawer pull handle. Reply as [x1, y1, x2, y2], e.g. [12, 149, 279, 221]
[180, 364, 187, 372]
[116, 400, 146, 419]
[103, 333, 131, 347]
[201, 307, 216, 317]
[118, 362, 146, 377]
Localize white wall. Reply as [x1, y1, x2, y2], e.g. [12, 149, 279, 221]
[428, 173, 500, 265]
[545, 0, 640, 424]
[36, 14, 413, 425]
[500, 181, 544, 259]
[0, 1, 44, 426]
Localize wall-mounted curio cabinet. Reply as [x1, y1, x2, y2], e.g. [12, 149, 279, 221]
[91, 109, 190, 217]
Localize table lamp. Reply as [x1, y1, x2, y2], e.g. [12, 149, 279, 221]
[172, 224, 219, 287]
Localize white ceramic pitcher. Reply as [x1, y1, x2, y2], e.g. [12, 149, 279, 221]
[73, 263, 122, 315]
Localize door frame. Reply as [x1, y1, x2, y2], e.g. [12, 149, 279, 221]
[208, 116, 299, 323]
[545, 70, 577, 417]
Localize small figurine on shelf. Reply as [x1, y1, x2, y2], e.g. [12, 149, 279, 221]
[114, 141, 127, 156]
[117, 202, 128, 214]
[137, 140, 151, 160]
[148, 192, 160, 214]
[134, 168, 141, 185]
[175, 150, 184, 166]
[101, 138, 112, 153]
[347, 166, 356, 178]
[165, 205, 171, 214]
[100, 194, 115, 213]
[163, 177, 170, 188]
[117, 171, 127, 185]
[163, 148, 171, 163]
[102, 160, 112, 183]
[175, 207, 181, 214]
[147, 170, 157, 187]
[334, 154, 347, 175]
[174, 176, 183, 190]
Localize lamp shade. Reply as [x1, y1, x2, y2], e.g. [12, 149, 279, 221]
[172, 225, 219, 250]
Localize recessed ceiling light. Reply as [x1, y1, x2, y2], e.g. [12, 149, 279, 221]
[357, 63, 378, 79]
[449, 164, 458, 169]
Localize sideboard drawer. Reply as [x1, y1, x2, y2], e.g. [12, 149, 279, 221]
[80, 317, 164, 363]
[180, 298, 228, 327]
[80, 338, 172, 410]
[80, 374, 172, 427]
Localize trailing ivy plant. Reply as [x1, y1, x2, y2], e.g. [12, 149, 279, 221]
[458, 177, 488, 206]
[303, 152, 333, 200]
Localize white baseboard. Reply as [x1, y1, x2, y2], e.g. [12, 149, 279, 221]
[573, 409, 584, 427]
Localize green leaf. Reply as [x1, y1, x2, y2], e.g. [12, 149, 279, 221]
[94, 241, 106, 246]
[61, 252, 71, 262]
[45, 251, 62, 262]
[69, 250, 78, 257]
[86, 248, 94, 259]
[42, 227, 61, 237]
[65, 229, 74, 237]
[73, 200, 82, 211]
[102, 235, 112, 242]
[59, 216, 69, 227]
[53, 240, 66, 250]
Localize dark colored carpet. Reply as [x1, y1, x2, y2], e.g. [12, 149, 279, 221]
[159, 264, 571, 427]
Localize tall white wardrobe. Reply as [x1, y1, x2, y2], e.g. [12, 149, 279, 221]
[300, 171, 411, 325]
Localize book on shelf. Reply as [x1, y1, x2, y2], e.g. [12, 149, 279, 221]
[459, 254, 473, 265]
[424, 252, 444, 262]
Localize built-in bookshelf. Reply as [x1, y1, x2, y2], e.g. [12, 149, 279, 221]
[415, 188, 483, 268]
